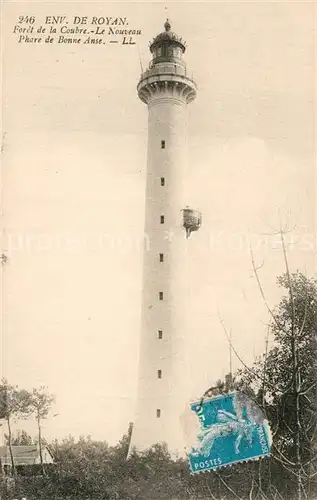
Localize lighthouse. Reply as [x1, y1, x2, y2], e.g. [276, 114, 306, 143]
[129, 20, 201, 457]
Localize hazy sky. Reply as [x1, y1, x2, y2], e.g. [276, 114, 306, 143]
[1, 1, 315, 444]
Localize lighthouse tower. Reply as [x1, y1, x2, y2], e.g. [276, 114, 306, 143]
[129, 20, 201, 457]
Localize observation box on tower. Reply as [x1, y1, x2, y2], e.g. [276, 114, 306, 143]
[182, 208, 202, 238]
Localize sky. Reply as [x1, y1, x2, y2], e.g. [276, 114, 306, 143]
[1, 1, 316, 444]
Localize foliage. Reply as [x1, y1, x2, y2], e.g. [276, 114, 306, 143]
[0, 380, 33, 475]
[236, 271, 317, 499]
[29, 387, 55, 475]
[0, 380, 32, 422]
[1, 269, 316, 499]
[30, 388, 55, 422]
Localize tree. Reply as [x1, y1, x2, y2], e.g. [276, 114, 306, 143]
[30, 387, 55, 475]
[0, 380, 32, 476]
[237, 257, 317, 499]
[48, 435, 117, 499]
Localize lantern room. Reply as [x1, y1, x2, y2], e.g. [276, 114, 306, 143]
[149, 19, 186, 67]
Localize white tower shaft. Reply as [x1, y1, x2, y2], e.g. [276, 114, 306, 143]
[129, 21, 199, 457]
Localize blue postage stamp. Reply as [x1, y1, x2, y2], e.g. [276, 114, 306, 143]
[188, 391, 272, 473]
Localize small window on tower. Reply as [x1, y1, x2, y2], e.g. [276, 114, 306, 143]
[156, 409, 161, 418]
[160, 215, 165, 224]
[161, 140, 165, 149]
[158, 330, 163, 339]
[159, 291, 164, 300]
[158, 370, 162, 379]
[161, 177, 165, 186]
[159, 253, 164, 262]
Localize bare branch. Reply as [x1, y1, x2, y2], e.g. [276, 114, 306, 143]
[300, 481, 308, 500]
[269, 483, 286, 500]
[215, 471, 245, 500]
[299, 380, 317, 397]
[204, 479, 218, 500]
[272, 443, 296, 467]
[249, 474, 255, 500]
[250, 246, 287, 336]
[297, 283, 309, 340]
[280, 230, 296, 339]
[272, 454, 301, 478]
[262, 323, 271, 407]
[302, 394, 317, 413]
[218, 312, 277, 392]
[280, 229, 303, 500]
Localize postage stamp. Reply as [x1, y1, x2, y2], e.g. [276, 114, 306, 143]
[187, 391, 272, 473]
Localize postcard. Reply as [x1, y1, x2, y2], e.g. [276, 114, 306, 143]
[1, 2, 315, 499]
